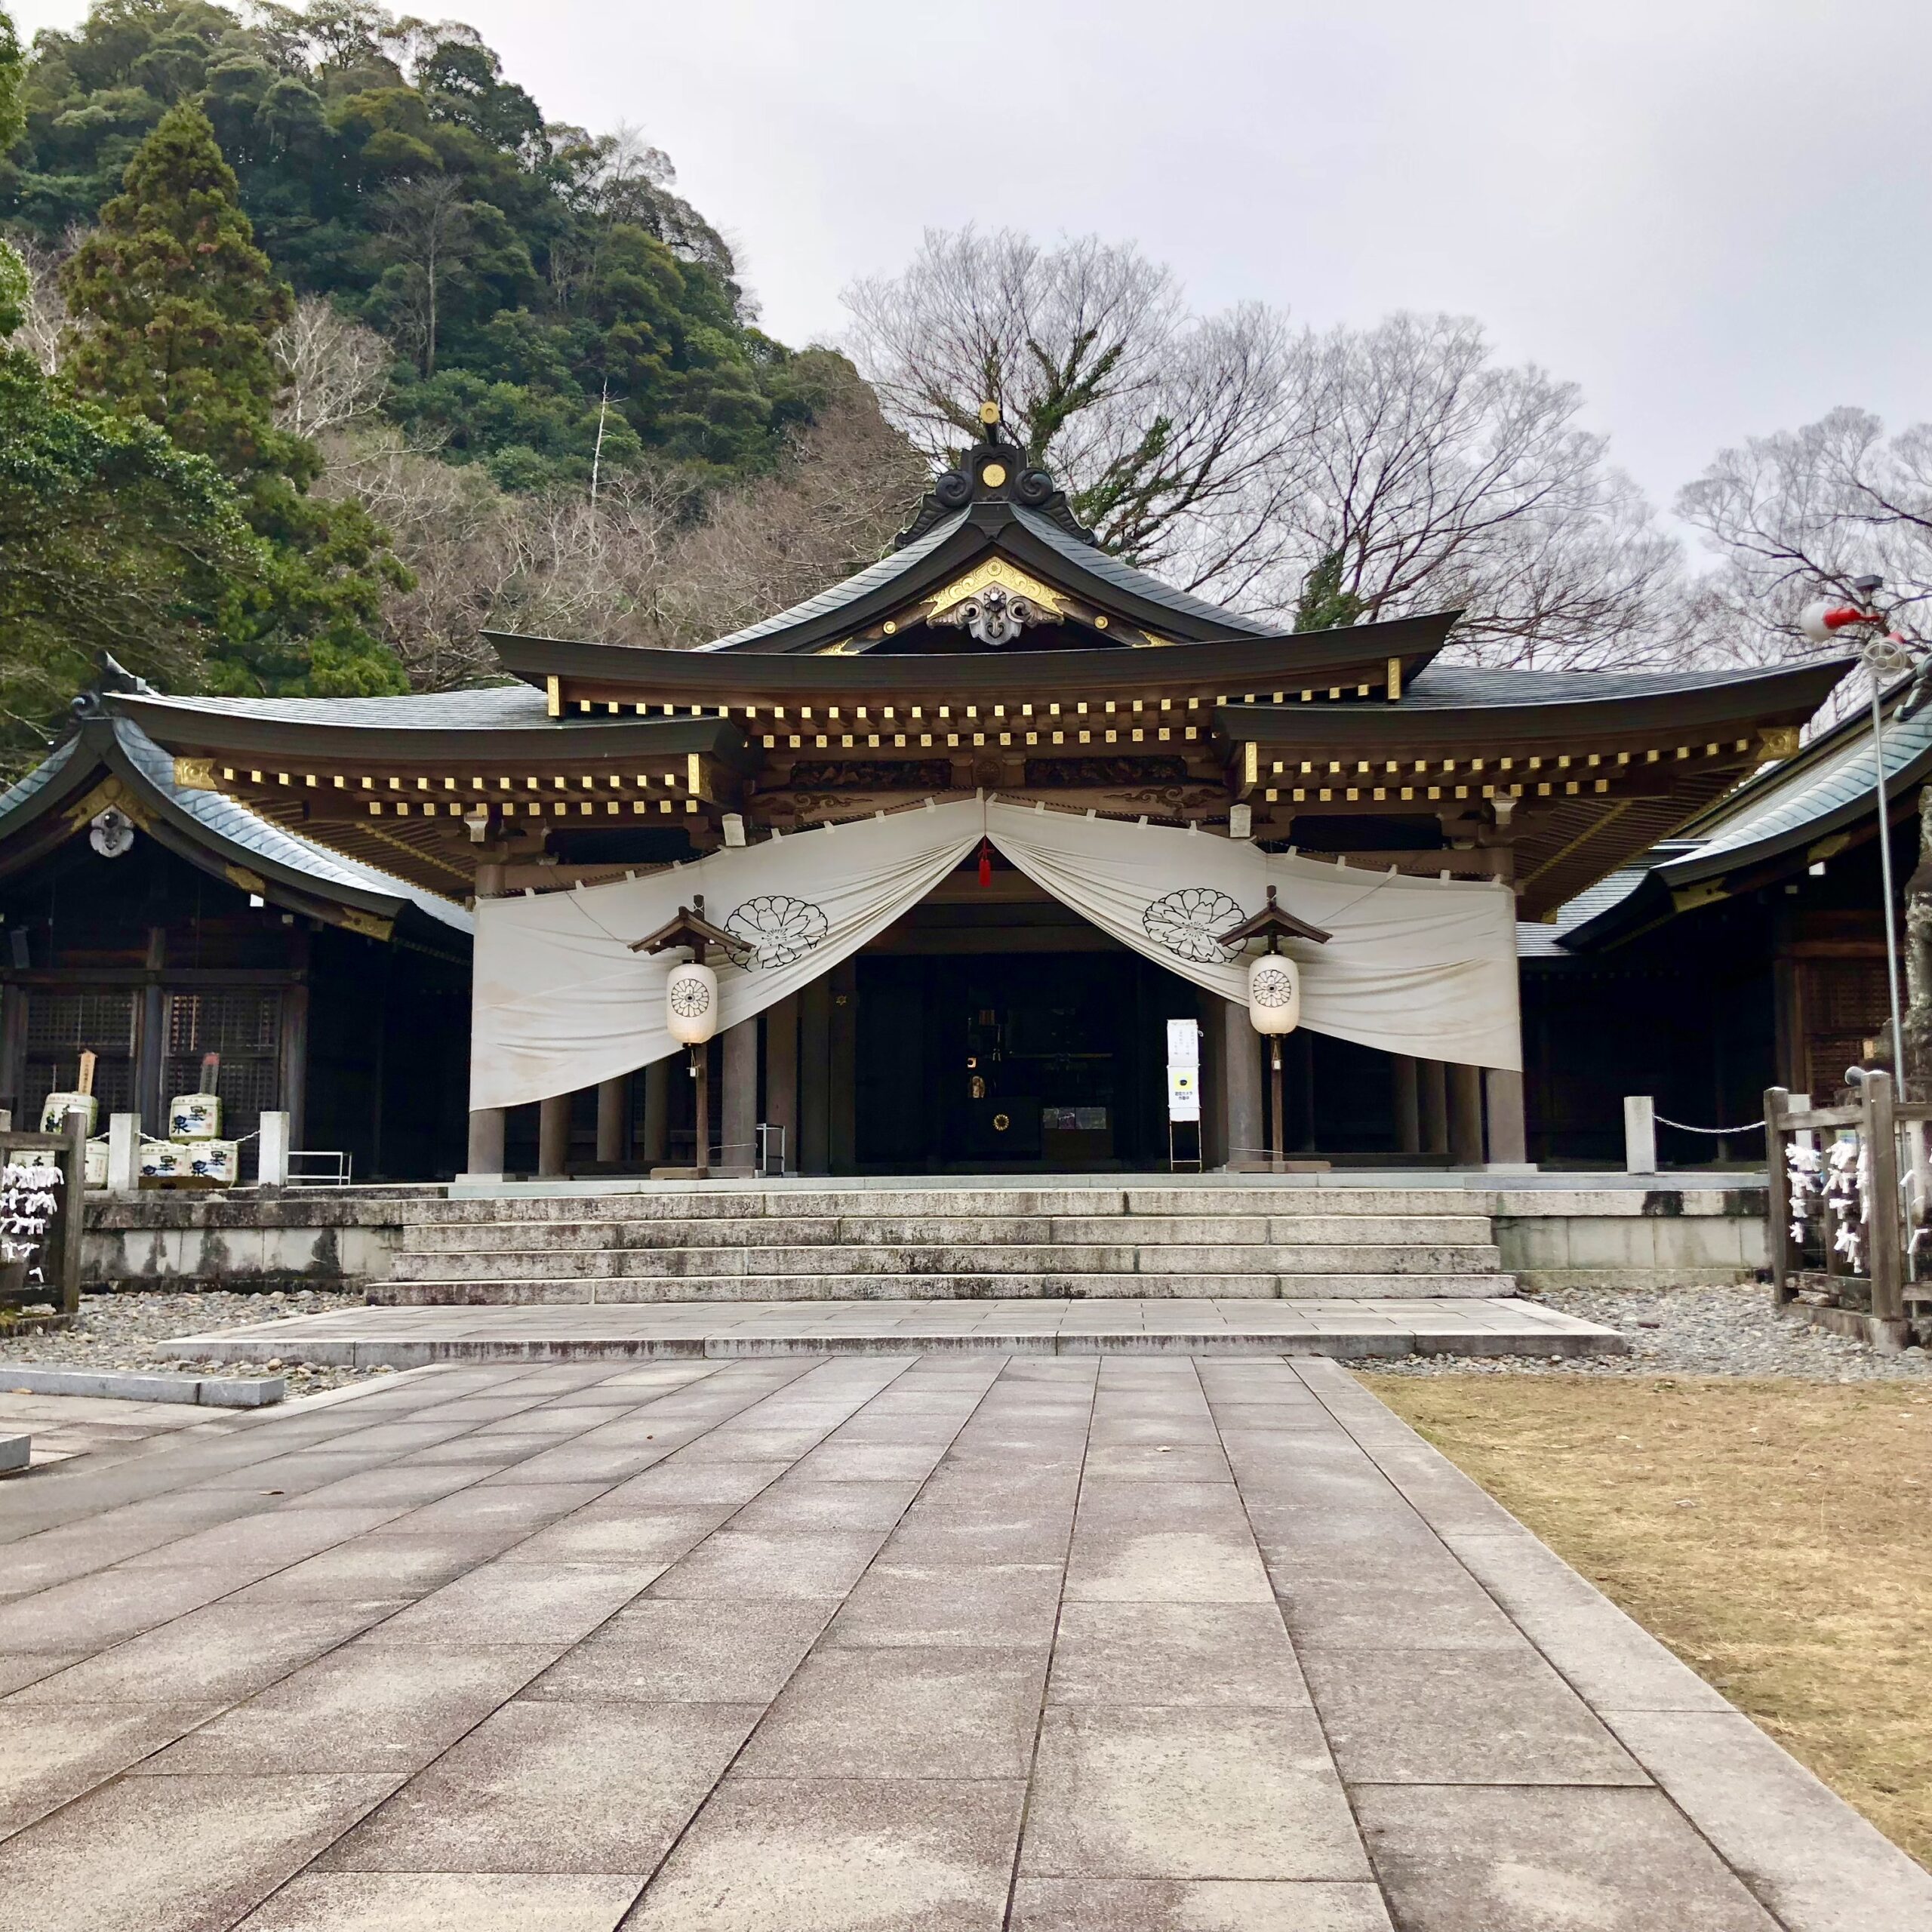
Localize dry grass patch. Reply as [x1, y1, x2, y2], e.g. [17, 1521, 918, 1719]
[1364, 1373, 1932, 1867]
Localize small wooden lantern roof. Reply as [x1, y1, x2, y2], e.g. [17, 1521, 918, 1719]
[629, 895, 735, 958]
[1217, 884, 1331, 952]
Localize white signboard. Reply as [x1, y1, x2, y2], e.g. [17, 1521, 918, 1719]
[1166, 1065, 1200, 1124]
[1165, 1018, 1200, 1070]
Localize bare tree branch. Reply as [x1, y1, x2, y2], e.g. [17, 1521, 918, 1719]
[273, 295, 391, 438]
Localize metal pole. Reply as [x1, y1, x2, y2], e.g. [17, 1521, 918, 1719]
[1870, 672, 1909, 1090]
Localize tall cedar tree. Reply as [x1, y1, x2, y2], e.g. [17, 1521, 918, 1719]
[0, 353, 261, 771]
[59, 102, 407, 695]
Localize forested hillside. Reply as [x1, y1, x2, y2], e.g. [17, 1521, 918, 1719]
[2, 0, 838, 489]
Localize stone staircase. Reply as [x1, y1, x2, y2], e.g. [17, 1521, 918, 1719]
[371, 1185, 1515, 1306]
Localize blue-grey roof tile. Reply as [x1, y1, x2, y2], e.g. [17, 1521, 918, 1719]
[116, 685, 550, 730]
[696, 511, 971, 651]
[1011, 508, 1279, 637]
[112, 719, 472, 936]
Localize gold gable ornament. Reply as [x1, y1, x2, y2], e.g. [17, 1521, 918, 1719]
[925, 558, 1066, 648]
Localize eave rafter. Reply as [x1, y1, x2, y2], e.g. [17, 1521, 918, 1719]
[1237, 735, 1778, 811]
[175, 750, 740, 823]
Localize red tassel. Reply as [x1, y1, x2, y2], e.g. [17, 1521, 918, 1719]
[977, 838, 992, 888]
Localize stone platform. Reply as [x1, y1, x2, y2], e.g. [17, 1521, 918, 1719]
[83, 1172, 1772, 1300]
[150, 1296, 1623, 1367]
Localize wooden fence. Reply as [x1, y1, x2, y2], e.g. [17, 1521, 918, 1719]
[1766, 1074, 1932, 1346]
[0, 1109, 87, 1320]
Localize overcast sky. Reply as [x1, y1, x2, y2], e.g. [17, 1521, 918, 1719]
[14, 0, 1930, 530]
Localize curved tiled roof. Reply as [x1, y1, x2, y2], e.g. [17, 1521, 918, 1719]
[1011, 507, 1280, 638]
[114, 685, 550, 730]
[111, 718, 471, 934]
[1672, 685, 1931, 869]
[0, 713, 470, 938]
[695, 511, 971, 652]
[1399, 663, 1823, 709]
[0, 735, 82, 818]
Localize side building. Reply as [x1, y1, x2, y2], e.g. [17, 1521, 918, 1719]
[1524, 676, 1924, 1165]
[0, 682, 473, 1181]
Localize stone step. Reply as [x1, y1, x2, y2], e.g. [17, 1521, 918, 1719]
[384, 1241, 1504, 1284]
[417, 1186, 1485, 1223]
[371, 1270, 1518, 1306]
[399, 1212, 1496, 1254]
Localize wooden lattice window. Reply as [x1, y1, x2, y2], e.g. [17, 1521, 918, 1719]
[165, 990, 282, 1143]
[1801, 958, 1892, 1100]
[23, 989, 136, 1122]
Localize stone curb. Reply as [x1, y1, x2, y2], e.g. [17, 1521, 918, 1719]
[0, 1364, 285, 1407]
[151, 1324, 1625, 1368]
[1292, 1356, 1932, 1932]
[0, 1433, 27, 1472]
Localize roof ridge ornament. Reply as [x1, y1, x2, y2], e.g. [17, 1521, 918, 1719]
[893, 408, 1097, 552]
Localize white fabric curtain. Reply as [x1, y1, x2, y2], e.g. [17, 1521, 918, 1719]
[985, 800, 1521, 1073]
[471, 801, 983, 1110]
[469, 796, 1521, 1110]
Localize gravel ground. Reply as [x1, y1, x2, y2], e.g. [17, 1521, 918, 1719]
[0, 1289, 388, 1393]
[1365, 1282, 1932, 1381]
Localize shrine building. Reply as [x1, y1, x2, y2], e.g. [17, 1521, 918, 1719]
[0, 420, 1849, 1180]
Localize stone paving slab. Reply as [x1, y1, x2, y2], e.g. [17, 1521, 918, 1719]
[0, 1350, 1921, 1930]
[151, 1294, 1621, 1367]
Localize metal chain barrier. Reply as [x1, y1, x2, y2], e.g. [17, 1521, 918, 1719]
[1652, 1115, 1766, 1135]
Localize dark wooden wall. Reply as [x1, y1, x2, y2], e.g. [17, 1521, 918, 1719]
[0, 836, 469, 1180]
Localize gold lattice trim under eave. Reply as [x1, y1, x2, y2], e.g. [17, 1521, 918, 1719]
[172, 755, 220, 792]
[924, 557, 1069, 621]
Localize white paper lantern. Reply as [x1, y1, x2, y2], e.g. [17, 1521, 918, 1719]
[1247, 952, 1300, 1035]
[666, 960, 718, 1044]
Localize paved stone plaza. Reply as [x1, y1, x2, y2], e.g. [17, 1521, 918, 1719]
[1, 1351, 1926, 1931]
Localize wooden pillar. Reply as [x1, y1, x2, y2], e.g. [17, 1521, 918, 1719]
[1294, 1030, 1317, 1152]
[1267, 1035, 1286, 1171]
[1392, 1054, 1420, 1155]
[1447, 1063, 1484, 1165]
[1483, 1067, 1527, 1166]
[537, 1091, 571, 1177]
[595, 1075, 629, 1165]
[721, 1018, 758, 1177]
[829, 959, 857, 1175]
[1221, 996, 1263, 1172]
[465, 1106, 505, 1176]
[800, 975, 832, 1174]
[693, 1045, 711, 1179]
[1420, 1059, 1449, 1157]
[641, 1060, 669, 1164]
[1866, 1069, 1905, 1326]
[764, 995, 798, 1176]
[1198, 987, 1228, 1169]
[1765, 1087, 1792, 1303]
[281, 980, 310, 1151]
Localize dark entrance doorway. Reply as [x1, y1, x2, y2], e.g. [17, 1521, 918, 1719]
[854, 951, 1198, 1173]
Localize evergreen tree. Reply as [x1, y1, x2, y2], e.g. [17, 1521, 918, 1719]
[62, 99, 294, 475]
[1292, 549, 1367, 632]
[58, 101, 406, 694]
[0, 350, 266, 768]
[0, 6, 23, 335]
